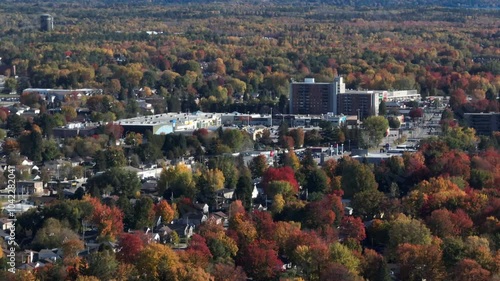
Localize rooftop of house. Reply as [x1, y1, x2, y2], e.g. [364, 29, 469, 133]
[209, 211, 228, 219]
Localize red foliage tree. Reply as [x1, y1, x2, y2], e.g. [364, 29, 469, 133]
[409, 107, 424, 120]
[279, 135, 295, 149]
[362, 249, 388, 281]
[117, 233, 145, 263]
[320, 263, 359, 281]
[251, 210, 276, 240]
[305, 197, 336, 229]
[184, 234, 213, 269]
[474, 149, 500, 171]
[403, 151, 430, 184]
[477, 197, 500, 234]
[426, 209, 473, 238]
[450, 88, 467, 110]
[437, 150, 471, 180]
[0, 107, 9, 122]
[104, 122, 124, 140]
[262, 166, 299, 194]
[238, 239, 283, 281]
[212, 263, 247, 281]
[428, 209, 455, 237]
[451, 209, 474, 235]
[281, 228, 327, 264]
[339, 216, 366, 242]
[452, 259, 491, 281]
[193, 128, 209, 137]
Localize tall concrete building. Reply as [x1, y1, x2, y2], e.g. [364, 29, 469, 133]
[289, 77, 344, 115]
[40, 14, 53, 32]
[289, 76, 418, 117]
[337, 91, 379, 119]
[289, 76, 377, 116]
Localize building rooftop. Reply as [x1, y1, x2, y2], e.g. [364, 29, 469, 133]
[465, 112, 500, 115]
[117, 112, 221, 126]
[23, 88, 99, 92]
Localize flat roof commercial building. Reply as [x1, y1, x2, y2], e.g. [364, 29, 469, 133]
[464, 112, 500, 135]
[117, 111, 222, 135]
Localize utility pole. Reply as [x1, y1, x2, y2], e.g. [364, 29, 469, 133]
[270, 107, 273, 127]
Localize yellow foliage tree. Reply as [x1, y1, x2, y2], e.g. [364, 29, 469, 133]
[229, 212, 257, 246]
[203, 168, 225, 192]
[137, 243, 182, 281]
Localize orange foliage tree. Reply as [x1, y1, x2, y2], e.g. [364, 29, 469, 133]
[397, 242, 446, 281]
[84, 196, 124, 241]
[154, 200, 175, 224]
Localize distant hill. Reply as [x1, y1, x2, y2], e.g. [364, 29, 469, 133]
[142, 0, 499, 8]
[11, 0, 500, 8]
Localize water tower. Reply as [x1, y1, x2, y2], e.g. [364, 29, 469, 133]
[40, 14, 53, 32]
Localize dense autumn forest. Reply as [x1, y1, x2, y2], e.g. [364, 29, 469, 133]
[6, 0, 500, 8]
[0, 2, 499, 115]
[0, 1, 499, 281]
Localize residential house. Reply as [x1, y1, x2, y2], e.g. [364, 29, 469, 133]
[78, 243, 102, 258]
[70, 156, 84, 167]
[141, 180, 157, 194]
[44, 159, 71, 173]
[0, 217, 14, 231]
[216, 188, 234, 201]
[8, 104, 30, 115]
[137, 100, 154, 114]
[30, 196, 58, 207]
[21, 108, 41, 118]
[208, 211, 228, 226]
[193, 203, 209, 214]
[342, 199, 354, 216]
[21, 250, 36, 264]
[0, 229, 10, 242]
[46, 180, 76, 190]
[16, 180, 44, 195]
[144, 228, 161, 244]
[156, 222, 194, 243]
[31, 165, 40, 172]
[122, 165, 163, 180]
[38, 249, 61, 262]
[17, 262, 45, 271]
[215, 188, 235, 209]
[1, 202, 35, 215]
[125, 228, 160, 244]
[183, 212, 207, 226]
[252, 184, 260, 199]
[21, 158, 34, 166]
